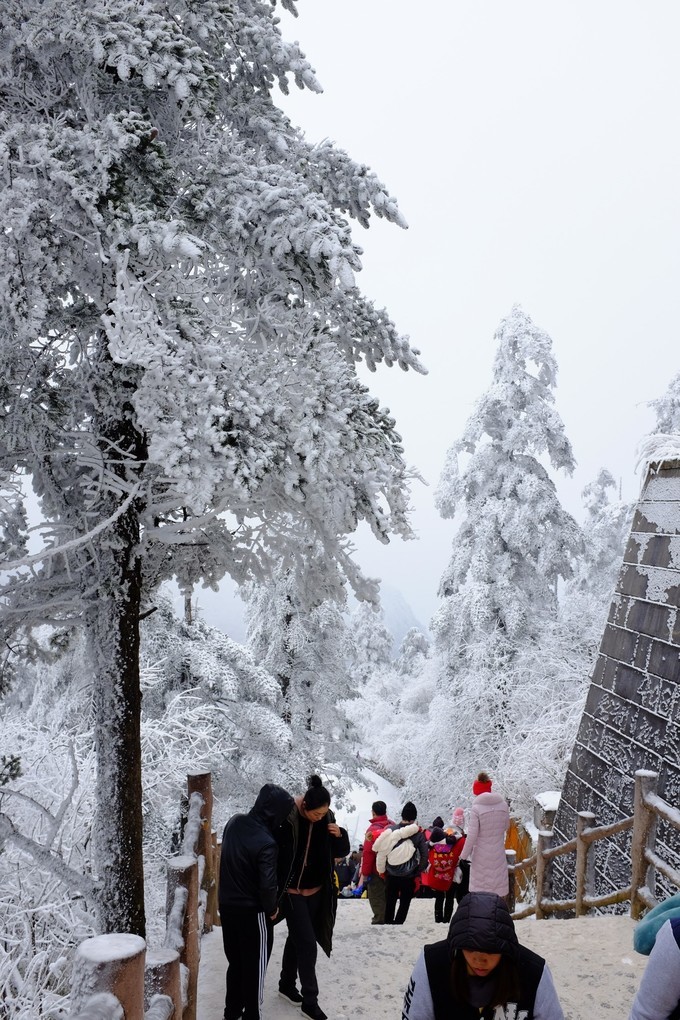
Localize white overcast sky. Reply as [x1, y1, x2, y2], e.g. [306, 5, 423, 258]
[267, 0, 680, 627]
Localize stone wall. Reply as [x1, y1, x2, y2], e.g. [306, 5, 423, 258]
[552, 461, 680, 902]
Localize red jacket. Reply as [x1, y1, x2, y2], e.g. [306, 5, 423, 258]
[425, 836, 466, 892]
[361, 814, 394, 877]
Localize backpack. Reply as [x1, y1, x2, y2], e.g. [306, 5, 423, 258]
[386, 834, 418, 877]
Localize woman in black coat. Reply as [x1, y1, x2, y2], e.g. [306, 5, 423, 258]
[275, 775, 349, 1020]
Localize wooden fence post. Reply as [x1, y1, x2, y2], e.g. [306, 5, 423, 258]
[575, 811, 596, 916]
[630, 770, 659, 919]
[70, 933, 146, 1020]
[535, 830, 553, 920]
[167, 855, 200, 1020]
[188, 771, 215, 932]
[145, 947, 182, 1019]
[212, 830, 221, 927]
[505, 849, 516, 913]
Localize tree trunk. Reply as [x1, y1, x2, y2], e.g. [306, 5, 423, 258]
[90, 493, 146, 936]
[88, 360, 147, 936]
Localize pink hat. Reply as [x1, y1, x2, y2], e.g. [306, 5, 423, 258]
[452, 807, 465, 828]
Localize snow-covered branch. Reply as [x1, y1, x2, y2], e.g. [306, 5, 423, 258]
[0, 813, 99, 901]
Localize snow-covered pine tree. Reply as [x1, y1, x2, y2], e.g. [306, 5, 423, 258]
[242, 550, 360, 797]
[491, 469, 633, 814]
[411, 306, 582, 807]
[569, 469, 633, 607]
[0, 0, 423, 934]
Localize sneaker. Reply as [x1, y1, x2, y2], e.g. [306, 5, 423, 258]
[279, 987, 303, 1007]
[301, 1005, 327, 1020]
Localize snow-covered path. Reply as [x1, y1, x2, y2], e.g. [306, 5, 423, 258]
[197, 898, 647, 1020]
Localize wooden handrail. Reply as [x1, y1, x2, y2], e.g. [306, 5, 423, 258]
[69, 772, 216, 1019]
[509, 770, 679, 922]
[581, 815, 633, 843]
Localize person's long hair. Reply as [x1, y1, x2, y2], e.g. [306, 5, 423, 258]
[450, 951, 521, 1008]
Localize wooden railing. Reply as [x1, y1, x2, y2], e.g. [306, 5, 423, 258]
[508, 769, 680, 921]
[69, 771, 219, 1019]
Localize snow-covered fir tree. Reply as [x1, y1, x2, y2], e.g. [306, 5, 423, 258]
[491, 469, 633, 811]
[242, 553, 361, 798]
[0, 0, 424, 934]
[400, 306, 582, 814]
[636, 368, 680, 467]
[566, 469, 633, 612]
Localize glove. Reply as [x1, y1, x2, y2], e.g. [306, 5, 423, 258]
[352, 885, 364, 897]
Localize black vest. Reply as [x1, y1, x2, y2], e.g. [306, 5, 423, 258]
[424, 940, 545, 1020]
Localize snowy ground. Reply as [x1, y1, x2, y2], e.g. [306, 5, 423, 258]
[197, 898, 647, 1020]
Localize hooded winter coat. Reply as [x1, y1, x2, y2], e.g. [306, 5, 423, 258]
[275, 803, 349, 957]
[458, 791, 510, 896]
[219, 783, 295, 914]
[402, 892, 564, 1020]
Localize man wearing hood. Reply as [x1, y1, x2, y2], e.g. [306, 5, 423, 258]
[219, 783, 295, 1020]
[401, 892, 564, 1019]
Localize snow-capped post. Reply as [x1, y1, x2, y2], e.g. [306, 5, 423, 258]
[166, 854, 199, 1020]
[70, 933, 145, 1020]
[187, 771, 215, 931]
[575, 811, 597, 916]
[145, 948, 182, 1019]
[505, 849, 516, 912]
[534, 830, 554, 919]
[630, 770, 659, 919]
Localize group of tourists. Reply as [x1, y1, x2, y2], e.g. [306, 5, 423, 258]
[217, 769, 680, 1020]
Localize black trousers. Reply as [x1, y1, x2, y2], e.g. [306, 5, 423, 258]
[384, 874, 416, 924]
[280, 891, 322, 1007]
[433, 886, 455, 923]
[221, 905, 273, 1020]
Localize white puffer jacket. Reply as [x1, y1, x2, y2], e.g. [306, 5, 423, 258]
[372, 822, 419, 875]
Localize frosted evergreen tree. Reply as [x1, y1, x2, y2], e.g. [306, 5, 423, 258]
[406, 306, 582, 808]
[489, 469, 633, 813]
[637, 370, 680, 467]
[242, 554, 359, 795]
[651, 371, 680, 434]
[0, 0, 423, 933]
[569, 469, 632, 607]
[433, 304, 581, 661]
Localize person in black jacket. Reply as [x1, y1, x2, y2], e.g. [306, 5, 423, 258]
[401, 892, 564, 1020]
[275, 774, 350, 1020]
[219, 783, 294, 1020]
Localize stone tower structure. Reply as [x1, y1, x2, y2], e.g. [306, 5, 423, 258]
[552, 460, 680, 900]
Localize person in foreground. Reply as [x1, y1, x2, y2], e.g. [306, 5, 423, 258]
[629, 915, 680, 1020]
[401, 891, 564, 1020]
[276, 774, 350, 1020]
[219, 783, 295, 1020]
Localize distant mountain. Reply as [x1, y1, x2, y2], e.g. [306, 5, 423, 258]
[377, 583, 427, 654]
